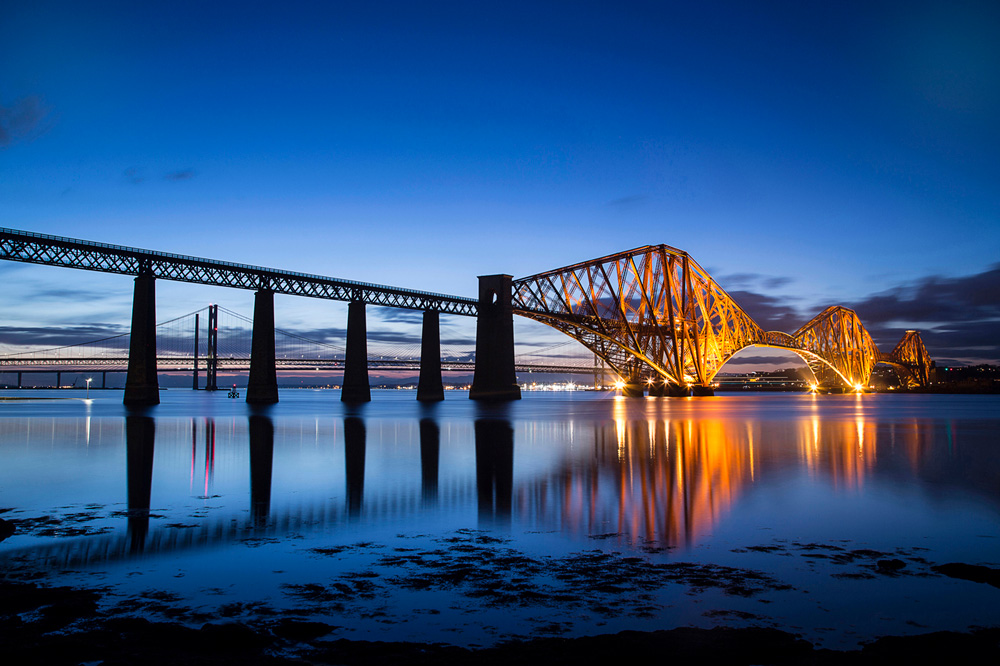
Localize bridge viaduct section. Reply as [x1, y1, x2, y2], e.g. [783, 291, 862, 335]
[0, 228, 522, 405]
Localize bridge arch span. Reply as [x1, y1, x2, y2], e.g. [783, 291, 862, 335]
[704, 343, 855, 389]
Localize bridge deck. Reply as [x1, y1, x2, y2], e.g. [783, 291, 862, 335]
[0, 228, 478, 315]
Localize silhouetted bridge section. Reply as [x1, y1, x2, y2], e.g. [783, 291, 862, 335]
[1, 228, 932, 404]
[1, 228, 515, 403]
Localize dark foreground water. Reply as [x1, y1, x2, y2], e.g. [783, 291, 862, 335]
[1, 389, 998, 648]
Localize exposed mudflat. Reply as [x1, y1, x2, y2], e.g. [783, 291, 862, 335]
[3, 527, 1000, 664]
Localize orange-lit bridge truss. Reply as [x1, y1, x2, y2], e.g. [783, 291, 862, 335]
[512, 245, 932, 390]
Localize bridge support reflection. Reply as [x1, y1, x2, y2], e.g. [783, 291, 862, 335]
[247, 289, 279, 404]
[417, 310, 445, 402]
[125, 416, 155, 552]
[249, 415, 274, 526]
[475, 418, 513, 525]
[419, 418, 440, 505]
[342, 301, 372, 403]
[470, 275, 521, 401]
[344, 416, 366, 515]
[123, 269, 159, 406]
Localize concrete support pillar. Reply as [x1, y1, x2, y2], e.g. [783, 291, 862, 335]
[470, 275, 521, 401]
[341, 301, 371, 402]
[417, 309, 445, 402]
[101, 371, 106, 389]
[648, 379, 666, 397]
[56, 371, 61, 388]
[249, 415, 274, 526]
[17, 372, 22, 388]
[246, 289, 279, 404]
[666, 384, 691, 397]
[124, 270, 159, 406]
[691, 385, 715, 396]
[126, 415, 155, 553]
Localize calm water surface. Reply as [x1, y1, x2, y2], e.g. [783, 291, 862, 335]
[1, 389, 998, 647]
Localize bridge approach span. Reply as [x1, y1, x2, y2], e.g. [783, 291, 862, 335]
[0, 228, 477, 315]
[0, 228, 495, 404]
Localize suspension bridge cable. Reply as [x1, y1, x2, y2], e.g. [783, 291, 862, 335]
[0, 306, 212, 358]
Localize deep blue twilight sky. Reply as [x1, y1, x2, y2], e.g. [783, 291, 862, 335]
[2, 0, 998, 368]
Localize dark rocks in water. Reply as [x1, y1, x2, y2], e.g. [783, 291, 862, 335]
[876, 559, 906, 573]
[0, 580, 99, 620]
[933, 562, 1000, 589]
[269, 618, 337, 642]
[476, 627, 817, 664]
[860, 628, 1000, 662]
[0, 518, 14, 542]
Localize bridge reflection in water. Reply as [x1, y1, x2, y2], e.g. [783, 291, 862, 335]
[4, 405, 946, 569]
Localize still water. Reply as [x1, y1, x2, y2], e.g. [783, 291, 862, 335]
[1, 389, 998, 648]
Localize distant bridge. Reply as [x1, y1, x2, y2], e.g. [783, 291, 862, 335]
[0, 304, 597, 386]
[1, 229, 931, 402]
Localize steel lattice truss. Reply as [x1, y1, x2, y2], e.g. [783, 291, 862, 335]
[513, 245, 933, 389]
[791, 306, 882, 388]
[883, 330, 934, 388]
[0, 228, 477, 315]
[512, 245, 764, 386]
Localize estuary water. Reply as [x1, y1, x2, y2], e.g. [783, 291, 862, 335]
[1, 389, 998, 648]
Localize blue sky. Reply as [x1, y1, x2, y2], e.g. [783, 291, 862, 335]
[2, 0, 998, 368]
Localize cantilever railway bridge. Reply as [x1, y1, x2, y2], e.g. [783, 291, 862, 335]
[512, 245, 933, 395]
[0, 228, 932, 401]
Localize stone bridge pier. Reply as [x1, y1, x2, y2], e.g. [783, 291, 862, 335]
[470, 275, 521, 401]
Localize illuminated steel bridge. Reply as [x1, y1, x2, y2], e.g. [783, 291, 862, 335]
[0, 228, 933, 400]
[512, 245, 932, 393]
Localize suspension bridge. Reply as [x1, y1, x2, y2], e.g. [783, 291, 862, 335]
[0, 304, 600, 387]
[0, 228, 933, 403]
